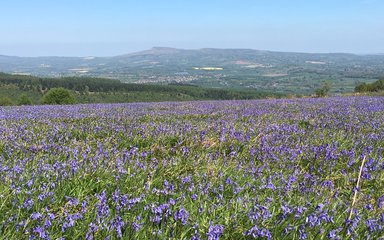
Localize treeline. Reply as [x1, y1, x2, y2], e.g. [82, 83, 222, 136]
[355, 78, 384, 92]
[0, 72, 124, 93]
[0, 72, 285, 105]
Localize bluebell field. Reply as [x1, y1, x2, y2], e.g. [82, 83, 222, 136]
[0, 97, 383, 239]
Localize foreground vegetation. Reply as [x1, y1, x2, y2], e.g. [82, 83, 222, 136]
[0, 97, 383, 239]
[0, 72, 285, 105]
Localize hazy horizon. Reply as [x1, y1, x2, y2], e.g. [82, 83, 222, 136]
[1, 0, 383, 57]
[2, 46, 384, 58]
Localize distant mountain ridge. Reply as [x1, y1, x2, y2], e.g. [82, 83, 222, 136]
[1, 47, 384, 94]
[0, 46, 378, 59]
[118, 47, 185, 57]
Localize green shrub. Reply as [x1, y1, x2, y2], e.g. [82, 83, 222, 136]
[17, 94, 33, 105]
[355, 78, 384, 92]
[0, 96, 13, 106]
[42, 88, 76, 105]
[314, 81, 331, 97]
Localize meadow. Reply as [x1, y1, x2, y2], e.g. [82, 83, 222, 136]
[0, 96, 383, 239]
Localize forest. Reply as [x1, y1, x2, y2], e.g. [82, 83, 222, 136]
[0, 72, 285, 105]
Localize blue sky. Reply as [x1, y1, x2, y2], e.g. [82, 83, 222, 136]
[0, 0, 383, 56]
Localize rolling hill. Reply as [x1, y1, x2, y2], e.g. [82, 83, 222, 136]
[1, 47, 384, 94]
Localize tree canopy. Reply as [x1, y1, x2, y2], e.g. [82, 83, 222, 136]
[17, 94, 33, 105]
[355, 78, 384, 92]
[0, 96, 13, 106]
[42, 88, 76, 105]
[314, 81, 331, 97]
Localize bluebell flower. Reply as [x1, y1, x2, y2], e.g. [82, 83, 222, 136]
[15, 220, 26, 232]
[327, 229, 341, 239]
[30, 212, 42, 220]
[33, 226, 47, 239]
[65, 196, 78, 206]
[61, 213, 83, 232]
[131, 221, 142, 232]
[85, 222, 99, 240]
[95, 191, 110, 223]
[243, 225, 272, 240]
[44, 219, 52, 228]
[377, 195, 384, 209]
[365, 219, 380, 233]
[81, 200, 88, 213]
[173, 207, 189, 225]
[191, 235, 201, 240]
[22, 198, 34, 210]
[206, 224, 224, 240]
[225, 177, 232, 185]
[298, 227, 307, 239]
[110, 216, 124, 237]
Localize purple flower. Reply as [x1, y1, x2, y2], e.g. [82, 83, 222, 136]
[299, 227, 307, 239]
[281, 204, 291, 216]
[120, 195, 141, 210]
[295, 206, 305, 218]
[364, 204, 373, 211]
[377, 195, 384, 209]
[365, 219, 380, 233]
[150, 203, 172, 225]
[131, 221, 142, 232]
[206, 224, 224, 240]
[65, 196, 79, 206]
[191, 194, 197, 201]
[22, 198, 34, 210]
[327, 229, 340, 239]
[169, 198, 176, 205]
[173, 207, 189, 225]
[15, 220, 26, 232]
[81, 200, 88, 213]
[33, 226, 47, 239]
[110, 216, 124, 237]
[85, 222, 99, 240]
[315, 203, 324, 211]
[44, 219, 52, 228]
[225, 177, 232, 185]
[191, 235, 201, 240]
[61, 213, 83, 232]
[95, 191, 110, 223]
[243, 226, 272, 240]
[345, 215, 360, 235]
[30, 212, 42, 220]
[247, 204, 272, 222]
[284, 225, 293, 234]
[47, 213, 55, 219]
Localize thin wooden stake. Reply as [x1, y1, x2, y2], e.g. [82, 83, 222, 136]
[348, 155, 366, 221]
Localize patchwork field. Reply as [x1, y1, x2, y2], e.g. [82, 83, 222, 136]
[0, 97, 384, 239]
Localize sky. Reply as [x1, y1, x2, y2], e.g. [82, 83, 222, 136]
[0, 0, 383, 56]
